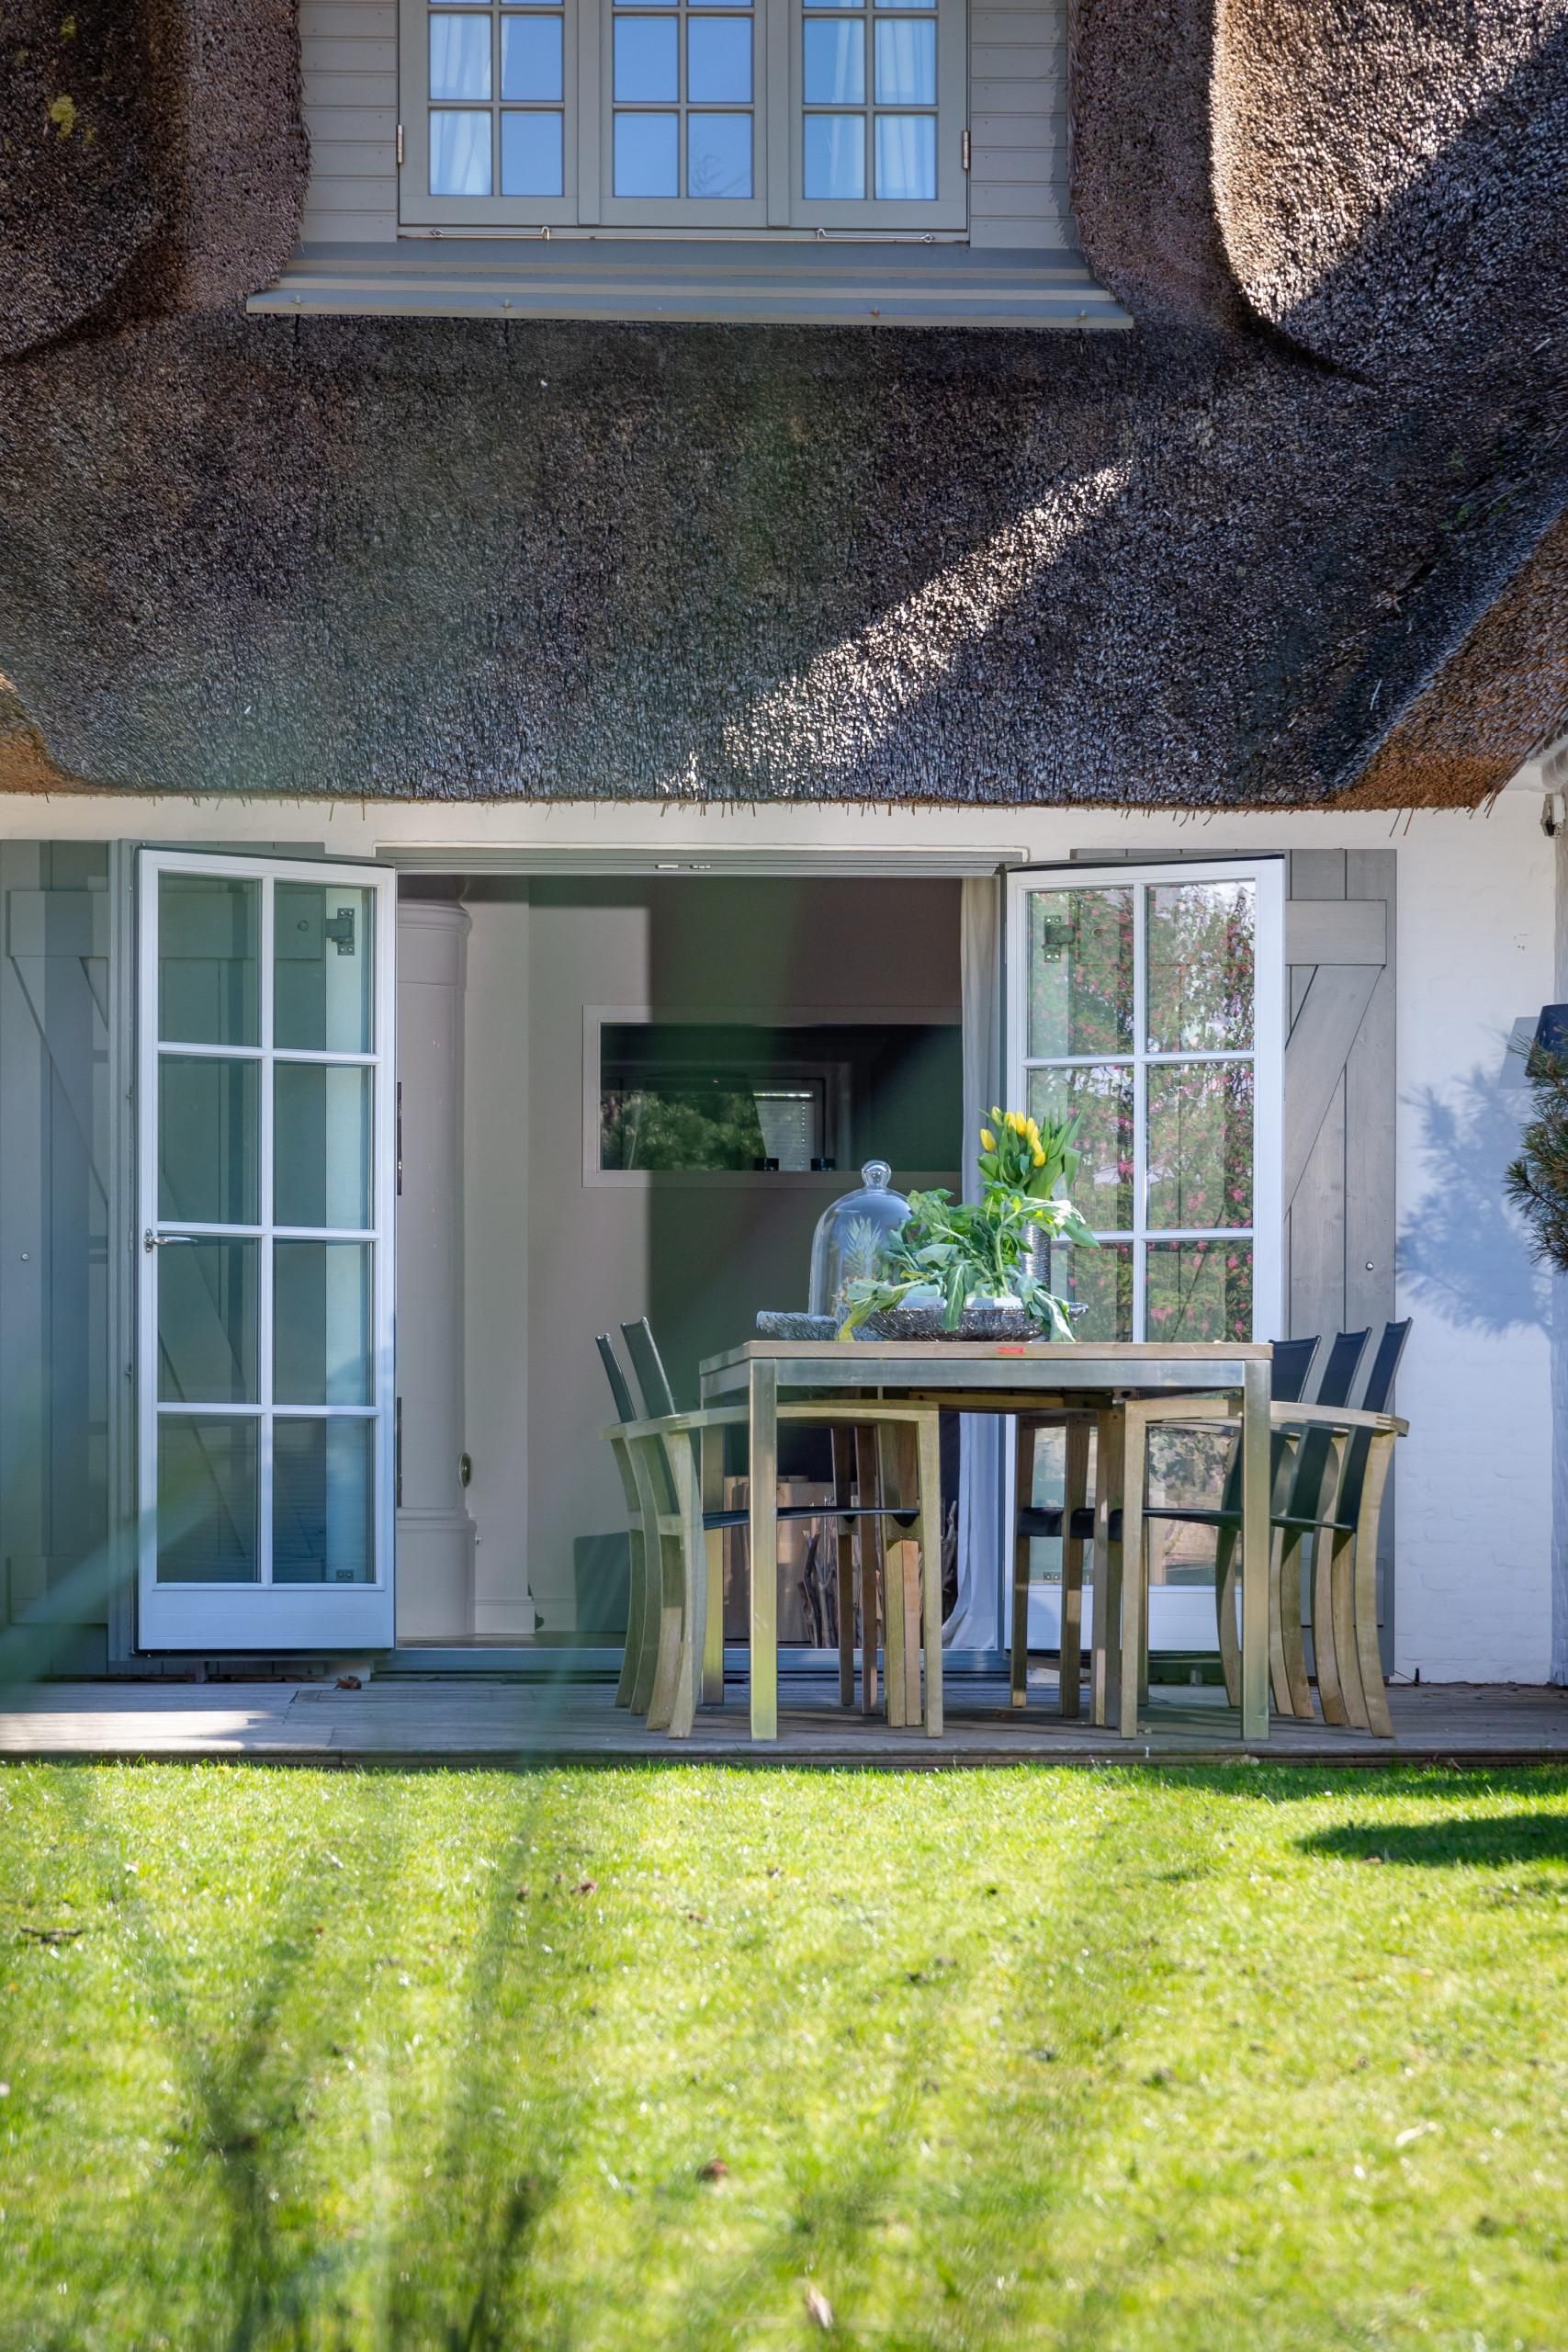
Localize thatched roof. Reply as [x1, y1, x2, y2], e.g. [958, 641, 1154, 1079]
[0, 0, 1564, 808]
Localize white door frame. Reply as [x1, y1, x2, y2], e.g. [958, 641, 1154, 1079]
[1004, 854, 1286, 1651]
[136, 849, 398, 1650]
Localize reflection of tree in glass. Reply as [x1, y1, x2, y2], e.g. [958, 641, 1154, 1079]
[1147, 883, 1255, 1052]
[1029, 888, 1134, 1058]
[600, 1086, 766, 1171]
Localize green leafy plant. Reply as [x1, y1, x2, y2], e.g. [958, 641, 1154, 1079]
[838, 1108, 1098, 1340]
[1506, 1045, 1568, 1272]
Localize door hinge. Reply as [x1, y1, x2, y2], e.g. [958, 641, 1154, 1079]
[961, 128, 971, 172]
[396, 122, 405, 167]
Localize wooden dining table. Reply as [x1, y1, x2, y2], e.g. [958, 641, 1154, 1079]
[697, 1338, 1275, 1745]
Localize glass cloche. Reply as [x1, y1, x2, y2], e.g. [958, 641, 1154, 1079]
[807, 1160, 911, 1318]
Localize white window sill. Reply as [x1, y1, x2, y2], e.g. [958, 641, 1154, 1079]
[246, 239, 1132, 329]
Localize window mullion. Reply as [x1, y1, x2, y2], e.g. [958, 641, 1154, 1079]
[581, 0, 603, 217]
[767, 0, 792, 224]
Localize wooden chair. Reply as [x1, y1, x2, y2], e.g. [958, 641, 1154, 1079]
[598, 1321, 946, 1737]
[1010, 1336, 1321, 1717]
[1130, 1322, 1410, 1734]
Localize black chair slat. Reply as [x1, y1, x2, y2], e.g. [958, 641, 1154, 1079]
[620, 1317, 679, 1419]
[595, 1331, 637, 1426]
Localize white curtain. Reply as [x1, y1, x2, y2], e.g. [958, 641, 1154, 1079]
[944, 875, 1005, 1651]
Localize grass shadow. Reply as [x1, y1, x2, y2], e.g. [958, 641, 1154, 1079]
[1299, 1813, 1568, 1868]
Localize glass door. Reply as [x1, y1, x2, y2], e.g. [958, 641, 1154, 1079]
[1005, 858, 1284, 1650]
[136, 853, 397, 1651]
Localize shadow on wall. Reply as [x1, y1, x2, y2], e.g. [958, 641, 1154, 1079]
[1396, 1046, 1551, 1337]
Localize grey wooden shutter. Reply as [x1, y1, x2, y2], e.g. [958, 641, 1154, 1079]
[1283, 848, 1396, 1665]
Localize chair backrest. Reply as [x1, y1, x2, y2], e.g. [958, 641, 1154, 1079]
[1359, 1318, 1412, 1415]
[595, 1331, 638, 1425]
[1313, 1327, 1371, 1408]
[1271, 1337, 1319, 1406]
[1283, 1327, 1373, 1524]
[621, 1317, 678, 1419]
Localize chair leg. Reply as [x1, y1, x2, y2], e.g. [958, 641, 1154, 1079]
[1091, 1405, 1124, 1729]
[701, 1420, 726, 1707]
[917, 1410, 944, 1737]
[615, 1521, 645, 1709]
[1010, 1419, 1037, 1709]
[1268, 1529, 1298, 1718]
[1352, 1434, 1396, 1739]
[1059, 1417, 1091, 1720]
[665, 1433, 705, 1739]
[645, 1530, 686, 1733]
[1216, 1526, 1241, 1710]
[832, 1427, 856, 1709]
[1311, 1532, 1349, 1727]
[855, 1426, 882, 1717]
[880, 1426, 908, 1727]
[1117, 1406, 1147, 1739]
[1276, 1529, 1314, 1719]
[1326, 1523, 1370, 1730]
[628, 1448, 666, 1718]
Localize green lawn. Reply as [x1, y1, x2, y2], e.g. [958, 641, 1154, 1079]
[1, 1763, 1565, 2351]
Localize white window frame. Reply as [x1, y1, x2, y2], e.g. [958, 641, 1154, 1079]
[135, 850, 399, 1652]
[1005, 857, 1285, 1346]
[399, 0, 968, 232]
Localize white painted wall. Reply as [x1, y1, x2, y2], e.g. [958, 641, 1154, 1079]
[3, 791, 1556, 1680]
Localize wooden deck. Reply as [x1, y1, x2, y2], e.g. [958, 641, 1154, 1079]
[2, 1674, 1566, 1767]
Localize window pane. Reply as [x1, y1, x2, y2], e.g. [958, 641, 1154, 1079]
[614, 109, 679, 193]
[273, 1419, 375, 1586]
[804, 18, 864, 102]
[158, 1240, 258, 1406]
[156, 1419, 259, 1584]
[805, 0, 862, 8]
[159, 1057, 259, 1227]
[501, 11, 563, 99]
[274, 1064, 374, 1231]
[1146, 1061, 1253, 1231]
[1056, 1240, 1134, 1342]
[430, 12, 491, 99]
[274, 883, 374, 1054]
[1146, 1239, 1253, 1342]
[1028, 1065, 1134, 1232]
[502, 109, 565, 193]
[614, 15, 678, 99]
[803, 111, 864, 198]
[874, 110, 934, 196]
[158, 874, 258, 1047]
[688, 110, 751, 196]
[275, 1243, 373, 1407]
[430, 109, 492, 194]
[1027, 888, 1134, 1057]
[688, 15, 751, 100]
[874, 17, 934, 102]
[1146, 880, 1256, 1052]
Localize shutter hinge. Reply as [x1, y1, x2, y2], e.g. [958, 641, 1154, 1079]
[396, 122, 405, 167]
[961, 128, 971, 172]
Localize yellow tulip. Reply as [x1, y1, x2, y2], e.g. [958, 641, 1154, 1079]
[1032, 1146, 1045, 1168]
[979, 1127, 996, 1153]
[1025, 1116, 1041, 1144]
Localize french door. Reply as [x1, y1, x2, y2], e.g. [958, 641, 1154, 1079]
[1005, 857, 1284, 1649]
[136, 853, 398, 1650]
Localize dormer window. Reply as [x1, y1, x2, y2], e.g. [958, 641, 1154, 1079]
[399, 0, 967, 232]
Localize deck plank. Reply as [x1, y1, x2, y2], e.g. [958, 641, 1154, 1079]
[2, 1678, 1566, 1766]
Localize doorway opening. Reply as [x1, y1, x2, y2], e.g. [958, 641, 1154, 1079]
[394, 870, 966, 1652]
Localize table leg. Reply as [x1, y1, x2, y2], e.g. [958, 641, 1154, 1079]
[1091, 1404, 1123, 1729]
[1240, 1359, 1271, 1744]
[701, 1419, 726, 1707]
[1059, 1416, 1091, 1720]
[879, 1426, 908, 1726]
[749, 1359, 779, 1742]
[1117, 1404, 1147, 1740]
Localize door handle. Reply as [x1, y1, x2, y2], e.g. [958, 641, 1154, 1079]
[143, 1230, 200, 1250]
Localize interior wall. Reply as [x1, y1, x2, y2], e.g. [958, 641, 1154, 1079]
[481, 875, 964, 1635]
